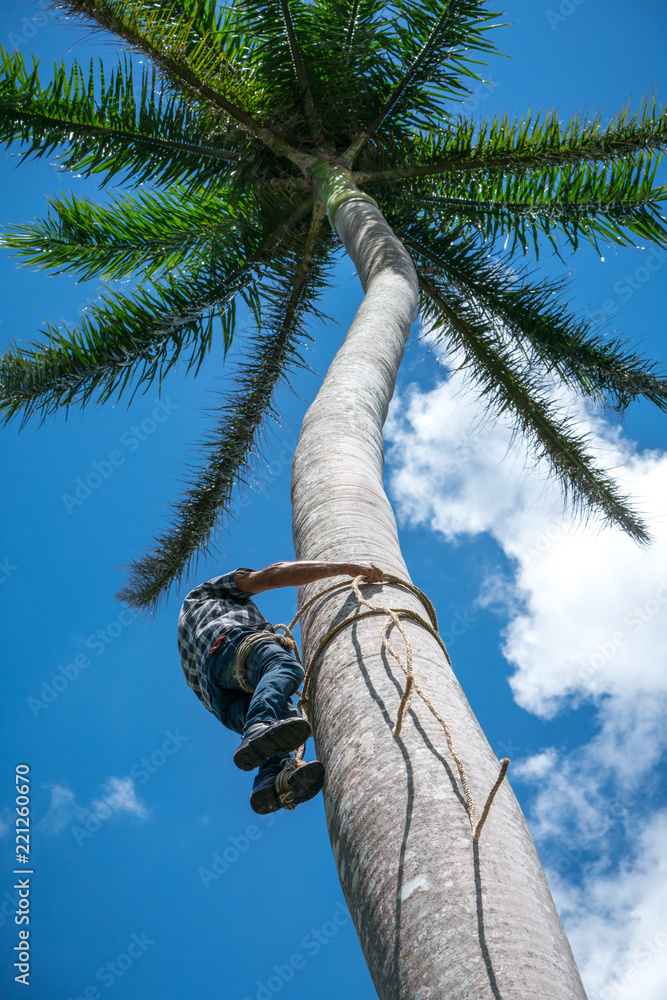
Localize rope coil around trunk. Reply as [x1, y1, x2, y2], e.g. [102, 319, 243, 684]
[274, 574, 509, 841]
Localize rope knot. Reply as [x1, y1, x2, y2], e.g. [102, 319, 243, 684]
[275, 758, 301, 810]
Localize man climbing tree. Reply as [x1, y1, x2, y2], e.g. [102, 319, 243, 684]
[178, 559, 383, 813]
[2, 0, 667, 995]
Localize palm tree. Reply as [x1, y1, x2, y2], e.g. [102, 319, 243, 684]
[2, 1, 667, 996]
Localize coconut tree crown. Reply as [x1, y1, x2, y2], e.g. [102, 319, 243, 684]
[2, 0, 667, 609]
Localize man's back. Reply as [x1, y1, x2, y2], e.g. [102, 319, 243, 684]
[178, 568, 270, 712]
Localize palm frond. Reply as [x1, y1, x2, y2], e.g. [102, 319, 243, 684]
[129, 0, 227, 38]
[279, 0, 321, 139]
[232, 0, 377, 149]
[387, 153, 667, 255]
[368, 0, 498, 131]
[54, 0, 309, 165]
[1, 271, 233, 427]
[346, 0, 502, 162]
[399, 226, 667, 412]
[418, 272, 650, 543]
[0, 50, 244, 188]
[0, 194, 315, 425]
[308, 0, 393, 145]
[1, 184, 245, 281]
[343, 0, 372, 51]
[230, 0, 322, 141]
[117, 204, 331, 611]
[354, 97, 667, 181]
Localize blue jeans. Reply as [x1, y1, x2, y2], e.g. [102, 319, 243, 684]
[206, 626, 306, 790]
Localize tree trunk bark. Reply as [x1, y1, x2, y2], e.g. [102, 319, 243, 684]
[292, 200, 585, 1000]
[291, 198, 588, 1000]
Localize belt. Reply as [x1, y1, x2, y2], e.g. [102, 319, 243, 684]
[208, 623, 274, 659]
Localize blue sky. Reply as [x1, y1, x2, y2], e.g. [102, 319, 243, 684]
[1, 2, 666, 998]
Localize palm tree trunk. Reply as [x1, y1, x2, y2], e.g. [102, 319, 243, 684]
[291, 197, 588, 1000]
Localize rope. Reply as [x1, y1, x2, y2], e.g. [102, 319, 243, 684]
[274, 759, 300, 810]
[231, 632, 293, 694]
[277, 574, 509, 840]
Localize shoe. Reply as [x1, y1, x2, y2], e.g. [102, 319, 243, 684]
[250, 759, 325, 815]
[233, 717, 312, 772]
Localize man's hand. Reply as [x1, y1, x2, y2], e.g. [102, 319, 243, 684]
[343, 562, 383, 584]
[236, 560, 384, 594]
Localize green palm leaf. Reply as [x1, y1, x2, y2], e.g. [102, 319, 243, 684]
[377, 152, 667, 256]
[1, 185, 247, 281]
[354, 97, 667, 181]
[399, 225, 667, 411]
[2, 0, 666, 607]
[117, 204, 331, 609]
[366, 0, 501, 135]
[315, 0, 393, 137]
[0, 50, 246, 188]
[0, 193, 315, 424]
[1, 272, 233, 426]
[418, 272, 650, 543]
[233, 0, 323, 142]
[54, 0, 309, 165]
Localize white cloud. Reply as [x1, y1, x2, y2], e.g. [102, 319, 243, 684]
[384, 354, 667, 1000]
[551, 813, 667, 1000]
[509, 740, 667, 999]
[385, 367, 667, 720]
[511, 748, 558, 782]
[40, 784, 82, 834]
[91, 777, 147, 820]
[41, 777, 147, 834]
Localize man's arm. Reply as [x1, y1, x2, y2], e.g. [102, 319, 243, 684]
[235, 560, 383, 595]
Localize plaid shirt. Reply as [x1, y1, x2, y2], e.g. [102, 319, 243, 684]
[178, 569, 271, 713]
